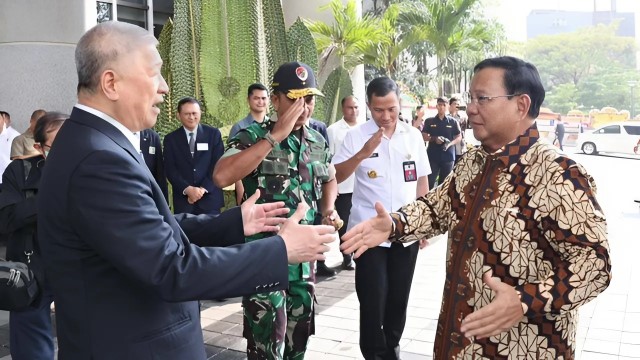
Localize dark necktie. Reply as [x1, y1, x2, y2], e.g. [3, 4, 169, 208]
[188, 132, 195, 157]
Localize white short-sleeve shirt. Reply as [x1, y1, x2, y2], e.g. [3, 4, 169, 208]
[327, 118, 361, 194]
[332, 119, 430, 247]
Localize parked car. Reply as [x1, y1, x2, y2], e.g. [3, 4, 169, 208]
[576, 122, 640, 155]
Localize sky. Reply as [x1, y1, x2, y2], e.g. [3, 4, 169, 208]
[486, 0, 640, 42]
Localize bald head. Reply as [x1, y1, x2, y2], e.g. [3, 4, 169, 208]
[75, 21, 157, 95]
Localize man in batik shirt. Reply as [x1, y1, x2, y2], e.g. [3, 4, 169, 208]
[341, 56, 611, 360]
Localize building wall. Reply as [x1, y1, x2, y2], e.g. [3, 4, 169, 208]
[0, 0, 366, 130]
[0, 0, 96, 131]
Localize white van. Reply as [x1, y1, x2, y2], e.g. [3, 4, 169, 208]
[576, 122, 640, 155]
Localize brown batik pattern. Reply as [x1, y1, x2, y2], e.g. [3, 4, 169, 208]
[393, 124, 611, 359]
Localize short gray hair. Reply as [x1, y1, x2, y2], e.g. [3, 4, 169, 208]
[75, 21, 157, 94]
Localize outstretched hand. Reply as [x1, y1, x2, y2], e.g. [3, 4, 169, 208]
[340, 202, 393, 258]
[279, 202, 336, 264]
[460, 270, 525, 340]
[241, 190, 289, 236]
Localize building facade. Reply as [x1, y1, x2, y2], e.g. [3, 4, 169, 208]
[0, 0, 364, 131]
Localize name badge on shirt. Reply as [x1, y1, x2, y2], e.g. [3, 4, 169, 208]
[196, 143, 209, 151]
[403, 161, 417, 182]
[148, 146, 156, 155]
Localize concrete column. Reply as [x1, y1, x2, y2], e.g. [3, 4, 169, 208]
[0, 0, 96, 131]
[281, 0, 367, 122]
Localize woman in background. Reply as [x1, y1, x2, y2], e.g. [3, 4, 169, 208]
[0, 112, 67, 360]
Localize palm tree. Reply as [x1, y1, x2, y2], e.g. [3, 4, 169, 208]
[413, 0, 481, 95]
[306, 0, 383, 124]
[305, 0, 382, 72]
[362, 2, 431, 78]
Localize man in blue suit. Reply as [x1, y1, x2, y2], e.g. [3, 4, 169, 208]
[163, 97, 224, 214]
[37, 21, 336, 360]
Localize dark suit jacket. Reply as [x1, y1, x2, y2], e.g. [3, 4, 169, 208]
[140, 129, 168, 203]
[163, 124, 224, 214]
[37, 107, 289, 360]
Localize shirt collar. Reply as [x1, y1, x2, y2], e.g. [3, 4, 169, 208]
[483, 122, 539, 167]
[75, 104, 141, 154]
[246, 113, 267, 124]
[336, 118, 359, 129]
[183, 126, 197, 138]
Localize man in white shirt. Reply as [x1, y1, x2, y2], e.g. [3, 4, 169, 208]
[326, 95, 360, 270]
[0, 111, 21, 190]
[333, 77, 430, 360]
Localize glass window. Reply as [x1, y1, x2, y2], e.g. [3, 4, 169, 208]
[623, 125, 640, 135]
[97, 2, 113, 23]
[118, 0, 147, 6]
[118, 4, 147, 29]
[600, 125, 621, 134]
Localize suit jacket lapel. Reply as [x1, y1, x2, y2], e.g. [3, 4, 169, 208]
[70, 107, 142, 165]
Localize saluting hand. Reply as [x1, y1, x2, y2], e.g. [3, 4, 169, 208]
[271, 98, 305, 141]
[358, 128, 384, 159]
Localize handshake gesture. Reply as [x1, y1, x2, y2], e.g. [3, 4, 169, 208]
[240, 191, 336, 264]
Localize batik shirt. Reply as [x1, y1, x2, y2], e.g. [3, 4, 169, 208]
[225, 119, 332, 281]
[390, 123, 611, 359]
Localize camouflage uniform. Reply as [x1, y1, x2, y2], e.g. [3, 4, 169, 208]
[224, 118, 332, 360]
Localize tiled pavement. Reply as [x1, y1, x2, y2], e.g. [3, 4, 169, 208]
[1, 151, 639, 359]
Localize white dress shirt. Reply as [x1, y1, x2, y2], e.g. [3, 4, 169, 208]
[327, 118, 360, 194]
[75, 104, 141, 154]
[0, 123, 20, 182]
[332, 119, 430, 247]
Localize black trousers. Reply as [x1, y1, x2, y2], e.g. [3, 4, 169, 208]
[355, 241, 420, 360]
[427, 158, 454, 189]
[335, 193, 352, 241]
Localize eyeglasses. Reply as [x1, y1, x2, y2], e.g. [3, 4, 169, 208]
[462, 92, 521, 106]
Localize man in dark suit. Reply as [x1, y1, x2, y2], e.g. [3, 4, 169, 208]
[37, 21, 335, 360]
[163, 97, 224, 214]
[139, 128, 168, 202]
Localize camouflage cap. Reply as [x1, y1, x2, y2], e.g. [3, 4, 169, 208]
[271, 61, 324, 99]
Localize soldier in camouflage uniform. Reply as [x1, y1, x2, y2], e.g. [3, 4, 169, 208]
[213, 61, 340, 360]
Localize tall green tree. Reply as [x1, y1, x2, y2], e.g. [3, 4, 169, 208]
[526, 23, 636, 88]
[362, 2, 429, 78]
[306, 0, 382, 124]
[413, 0, 481, 95]
[306, 0, 382, 71]
[526, 23, 638, 113]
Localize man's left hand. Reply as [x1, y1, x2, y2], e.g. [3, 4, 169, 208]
[460, 270, 525, 339]
[241, 190, 289, 236]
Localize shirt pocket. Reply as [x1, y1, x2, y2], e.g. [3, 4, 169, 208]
[359, 158, 386, 181]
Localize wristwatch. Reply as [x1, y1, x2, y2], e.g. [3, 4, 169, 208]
[263, 131, 278, 147]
